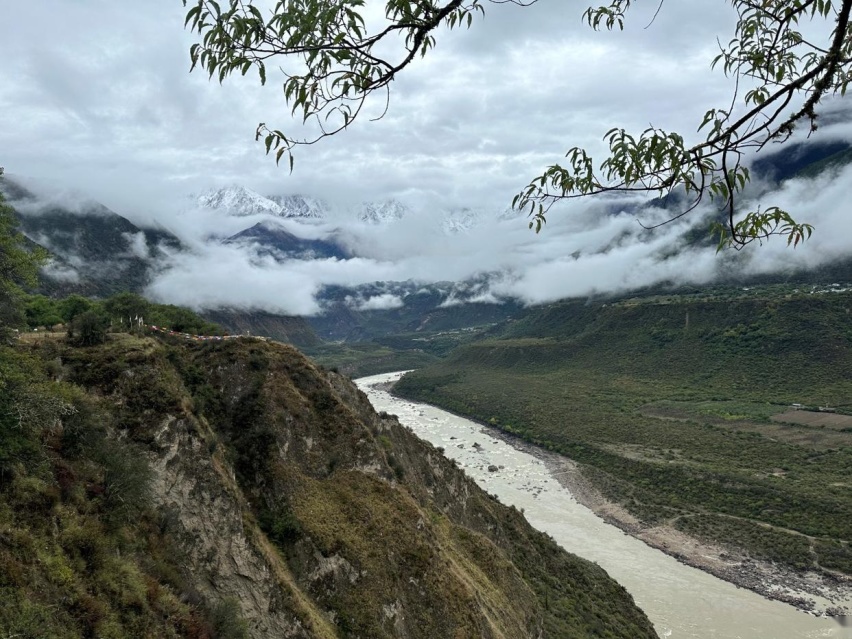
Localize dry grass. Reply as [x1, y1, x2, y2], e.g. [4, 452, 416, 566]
[17, 330, 66, 343]
[772, 409, 852, 429]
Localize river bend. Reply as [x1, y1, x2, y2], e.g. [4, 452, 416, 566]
[356, 371, 843, 639]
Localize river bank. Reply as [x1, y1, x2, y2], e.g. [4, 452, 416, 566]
[540, 451, 851, 615]
[381, 379, 851, 616]
[360, 371, 849, 637]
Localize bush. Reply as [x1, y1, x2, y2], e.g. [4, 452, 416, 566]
[92, 437, 152, 527]
[210, 598, 250, 639]
[68, 311, 109, 347]
[258, 506, 302, 546]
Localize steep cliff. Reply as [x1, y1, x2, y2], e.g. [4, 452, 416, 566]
[1, 334, 657, 638]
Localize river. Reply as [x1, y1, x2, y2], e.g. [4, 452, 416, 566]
[356, 371, 846, 639]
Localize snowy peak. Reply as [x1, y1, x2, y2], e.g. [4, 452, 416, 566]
[267, 194, 327, 219]
[358, 199, 408, 224]
[194, 185, 512, 231]
[442, 207, 488, 234]
[197, 185, 282, 217]
[196, 186, 330, 219]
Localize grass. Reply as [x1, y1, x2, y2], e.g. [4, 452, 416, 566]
[395, 291, 852, 576]
[305, 341, 438, 377]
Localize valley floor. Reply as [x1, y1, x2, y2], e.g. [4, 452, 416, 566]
[519, 439, 852, 615]
[388, 371, 852, 614]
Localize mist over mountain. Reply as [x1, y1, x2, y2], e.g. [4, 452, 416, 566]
[194, 185, 501, 232]
[6, 136, 852, 330]
[0, 177, 182, 297]
[225, 221, 350, 261]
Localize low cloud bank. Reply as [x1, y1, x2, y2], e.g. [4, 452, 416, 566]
[142, 159, 852, 316]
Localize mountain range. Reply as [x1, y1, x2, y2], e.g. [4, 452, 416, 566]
[4, 136, 852, 346]
[0, 178, 521, 343]
[192, 184, 507, 231]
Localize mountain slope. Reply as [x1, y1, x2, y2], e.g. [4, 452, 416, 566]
[0, 178, 181, 297]
[226, 222, 348, 260]
[202, 308, 321, 348]
[4, 333, 657, 638]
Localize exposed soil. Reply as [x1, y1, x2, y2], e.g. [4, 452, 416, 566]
[772, 409, 852, 429]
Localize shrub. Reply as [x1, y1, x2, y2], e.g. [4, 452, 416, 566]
[258, 506, 302, 546]
[68, 311, 109, 347]
[210, 598, 250, 639]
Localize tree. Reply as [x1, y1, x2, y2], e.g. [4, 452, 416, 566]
[183, 0, 852, 248]
[67, 310, 109, 347]
[102, 292, 149, 330]
[0, 170, 47, 339]
[24, 295, 63, 329]
[59, 294, 95, 324]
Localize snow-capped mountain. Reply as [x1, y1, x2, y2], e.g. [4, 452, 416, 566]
[441, 207, 491, 234]
[192, 185, 524, 235]
[267, 194, 327, 219]
[195, 186, 331, 220]
[357, 199, 407, 224]
[196, 185, 283, 217]
[195, 186, 513, 233]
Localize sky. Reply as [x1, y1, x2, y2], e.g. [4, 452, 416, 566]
[2, 0, 851, 314]
[0, 0, 744, 210]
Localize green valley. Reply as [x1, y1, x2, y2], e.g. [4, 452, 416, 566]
[394, 288, 852, 580]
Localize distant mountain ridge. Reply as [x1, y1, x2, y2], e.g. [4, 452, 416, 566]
[194, 185, 500, 233]
[5, 133, 852, 347]
[225, 221, 349, 260]
[196, 185, 327, 219]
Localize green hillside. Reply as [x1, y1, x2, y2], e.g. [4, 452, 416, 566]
[395, 290, 852, 575]
[0, 323, 657, 638]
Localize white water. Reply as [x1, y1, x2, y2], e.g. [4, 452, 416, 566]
[356, 371, 845, 639]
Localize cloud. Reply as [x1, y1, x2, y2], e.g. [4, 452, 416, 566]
[0, 0, 765, 217]
[6, 177, 113, 217]
[146, 246, 326, 316]
[3, 1, 851, 317]
[135, 154, 851, 317]
[41, 261, 80, 284]
[122, 232, 150, 259]
[348, 293, 406, 311]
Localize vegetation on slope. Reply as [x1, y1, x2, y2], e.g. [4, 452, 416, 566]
[395, 290, 852, 577]
[21, 292, 223, 336]
[165, 336, 657, 637]
[0, 319, 657, 637]
[304, 340, 439, 377]
[0, 337, 250, 638]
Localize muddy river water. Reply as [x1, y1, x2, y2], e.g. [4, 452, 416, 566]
[356, 371, 846, 639]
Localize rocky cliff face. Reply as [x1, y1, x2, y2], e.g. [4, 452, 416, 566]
[19, 334, 657, 638]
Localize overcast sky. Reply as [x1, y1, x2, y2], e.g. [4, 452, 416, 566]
[2, 0, 851, 314]
[1, 0, 747, 212]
